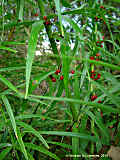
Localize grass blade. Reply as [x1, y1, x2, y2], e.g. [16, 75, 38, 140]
[2, 96, 28, 160]
[16, 127, 28, 160]
[47, 141, 72, 149]
[29, 95, 120, 114]
[25, 143, 60, 160]
[19, 0, 24, 21]
[2, 95, 17, 138]
[54, 0, 64, 36]
[85, 111, 110, 144]
[0, 74, 23, 96]
[0, 46, 17, 53]
[25, 21, 43, 98]
[16, 121, 49, 149]
[39, 131, 98, 142]
[0, 147, 12, 160]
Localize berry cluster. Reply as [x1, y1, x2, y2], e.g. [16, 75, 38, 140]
[94, 6, 106, 24]
[96, 40, 104, 48]
[90, 53, 101, 81]
[90, 53, 101, 61]
[91, 95, 101, 103]
[43, 16, 51, 25]
[95, 16, 106, 24]
[50, 69, 75, 82]
[90, 6, 106, 105]
[90, 71, 101, 81]
[90, 36, 104, 81]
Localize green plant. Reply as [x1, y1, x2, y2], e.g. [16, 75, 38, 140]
[0, 0, 120, 160]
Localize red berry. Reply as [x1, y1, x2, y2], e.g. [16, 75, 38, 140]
[96, 59, 99, 61]
[51, 77, 56, 82]
[100, 111, 103, 117]
[71, 70, 75, 74]
[96, 53, 100, 57]
[60, 75, 64, 80]
[100, 41, 104, 43]
[97, 41, 100, 44]
[55, 69, 61, 75]
[45, 21, 50, 25]
[34, 13, 39, 17]
[94, 73, 101, 80]
[101, 44, 103, 48]
[98, 100, 102, 103]
[91, 95, 97, 101]
[90, 75, 94, 79]
[97, 73, 101, 79]
[103, 21, 106, 24]
[102, 36, 105, 40]
[93, 73, 96, 76]
[90, 56, 94, 60]
[43, 16, 47, 20]
[100, 6, 105, 9]
[90, 73, 96, 79]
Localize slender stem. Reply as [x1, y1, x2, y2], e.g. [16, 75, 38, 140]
[37, 0, 60, 66]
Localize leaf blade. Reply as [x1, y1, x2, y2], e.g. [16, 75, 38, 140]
[25, 21, 43, 98]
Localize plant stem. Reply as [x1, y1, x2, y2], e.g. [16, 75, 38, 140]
[37, 0, 60, 66]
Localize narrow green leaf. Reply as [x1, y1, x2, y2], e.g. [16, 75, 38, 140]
[92, 80, 120, 108]
[29, 95, 120, 113]
[54, 0, 64, 36]
[0, 147, 12, 160]
[25, 143, 60, 160]
[1, 41, 25, 45]
[37, 0, 45, 15]
[0, 46, 17, 53]
[62, 4, 87, 15]
[25, 21, 43, 98]
[16, 121, 49, 149]
[0, 74, 23, 97]
[27, 152, 34, 160]
[61, 0, 71, 8]
[1, 100, 28, 159]
[47, 141, 72, 149]
[110, 0, 120, 3]
[39, 131, 98, 142]
[0, 66, 25, 72]
[16, 127, 29, 160]
[2, 95, 17, 138]
[86, 111, 109, 143]
[19, 0, 24, 21]
[0, 143, 12, 149]
[16, 114, 70, 124]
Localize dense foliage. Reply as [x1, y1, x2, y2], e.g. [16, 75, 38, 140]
[0, 0, 120, 159]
